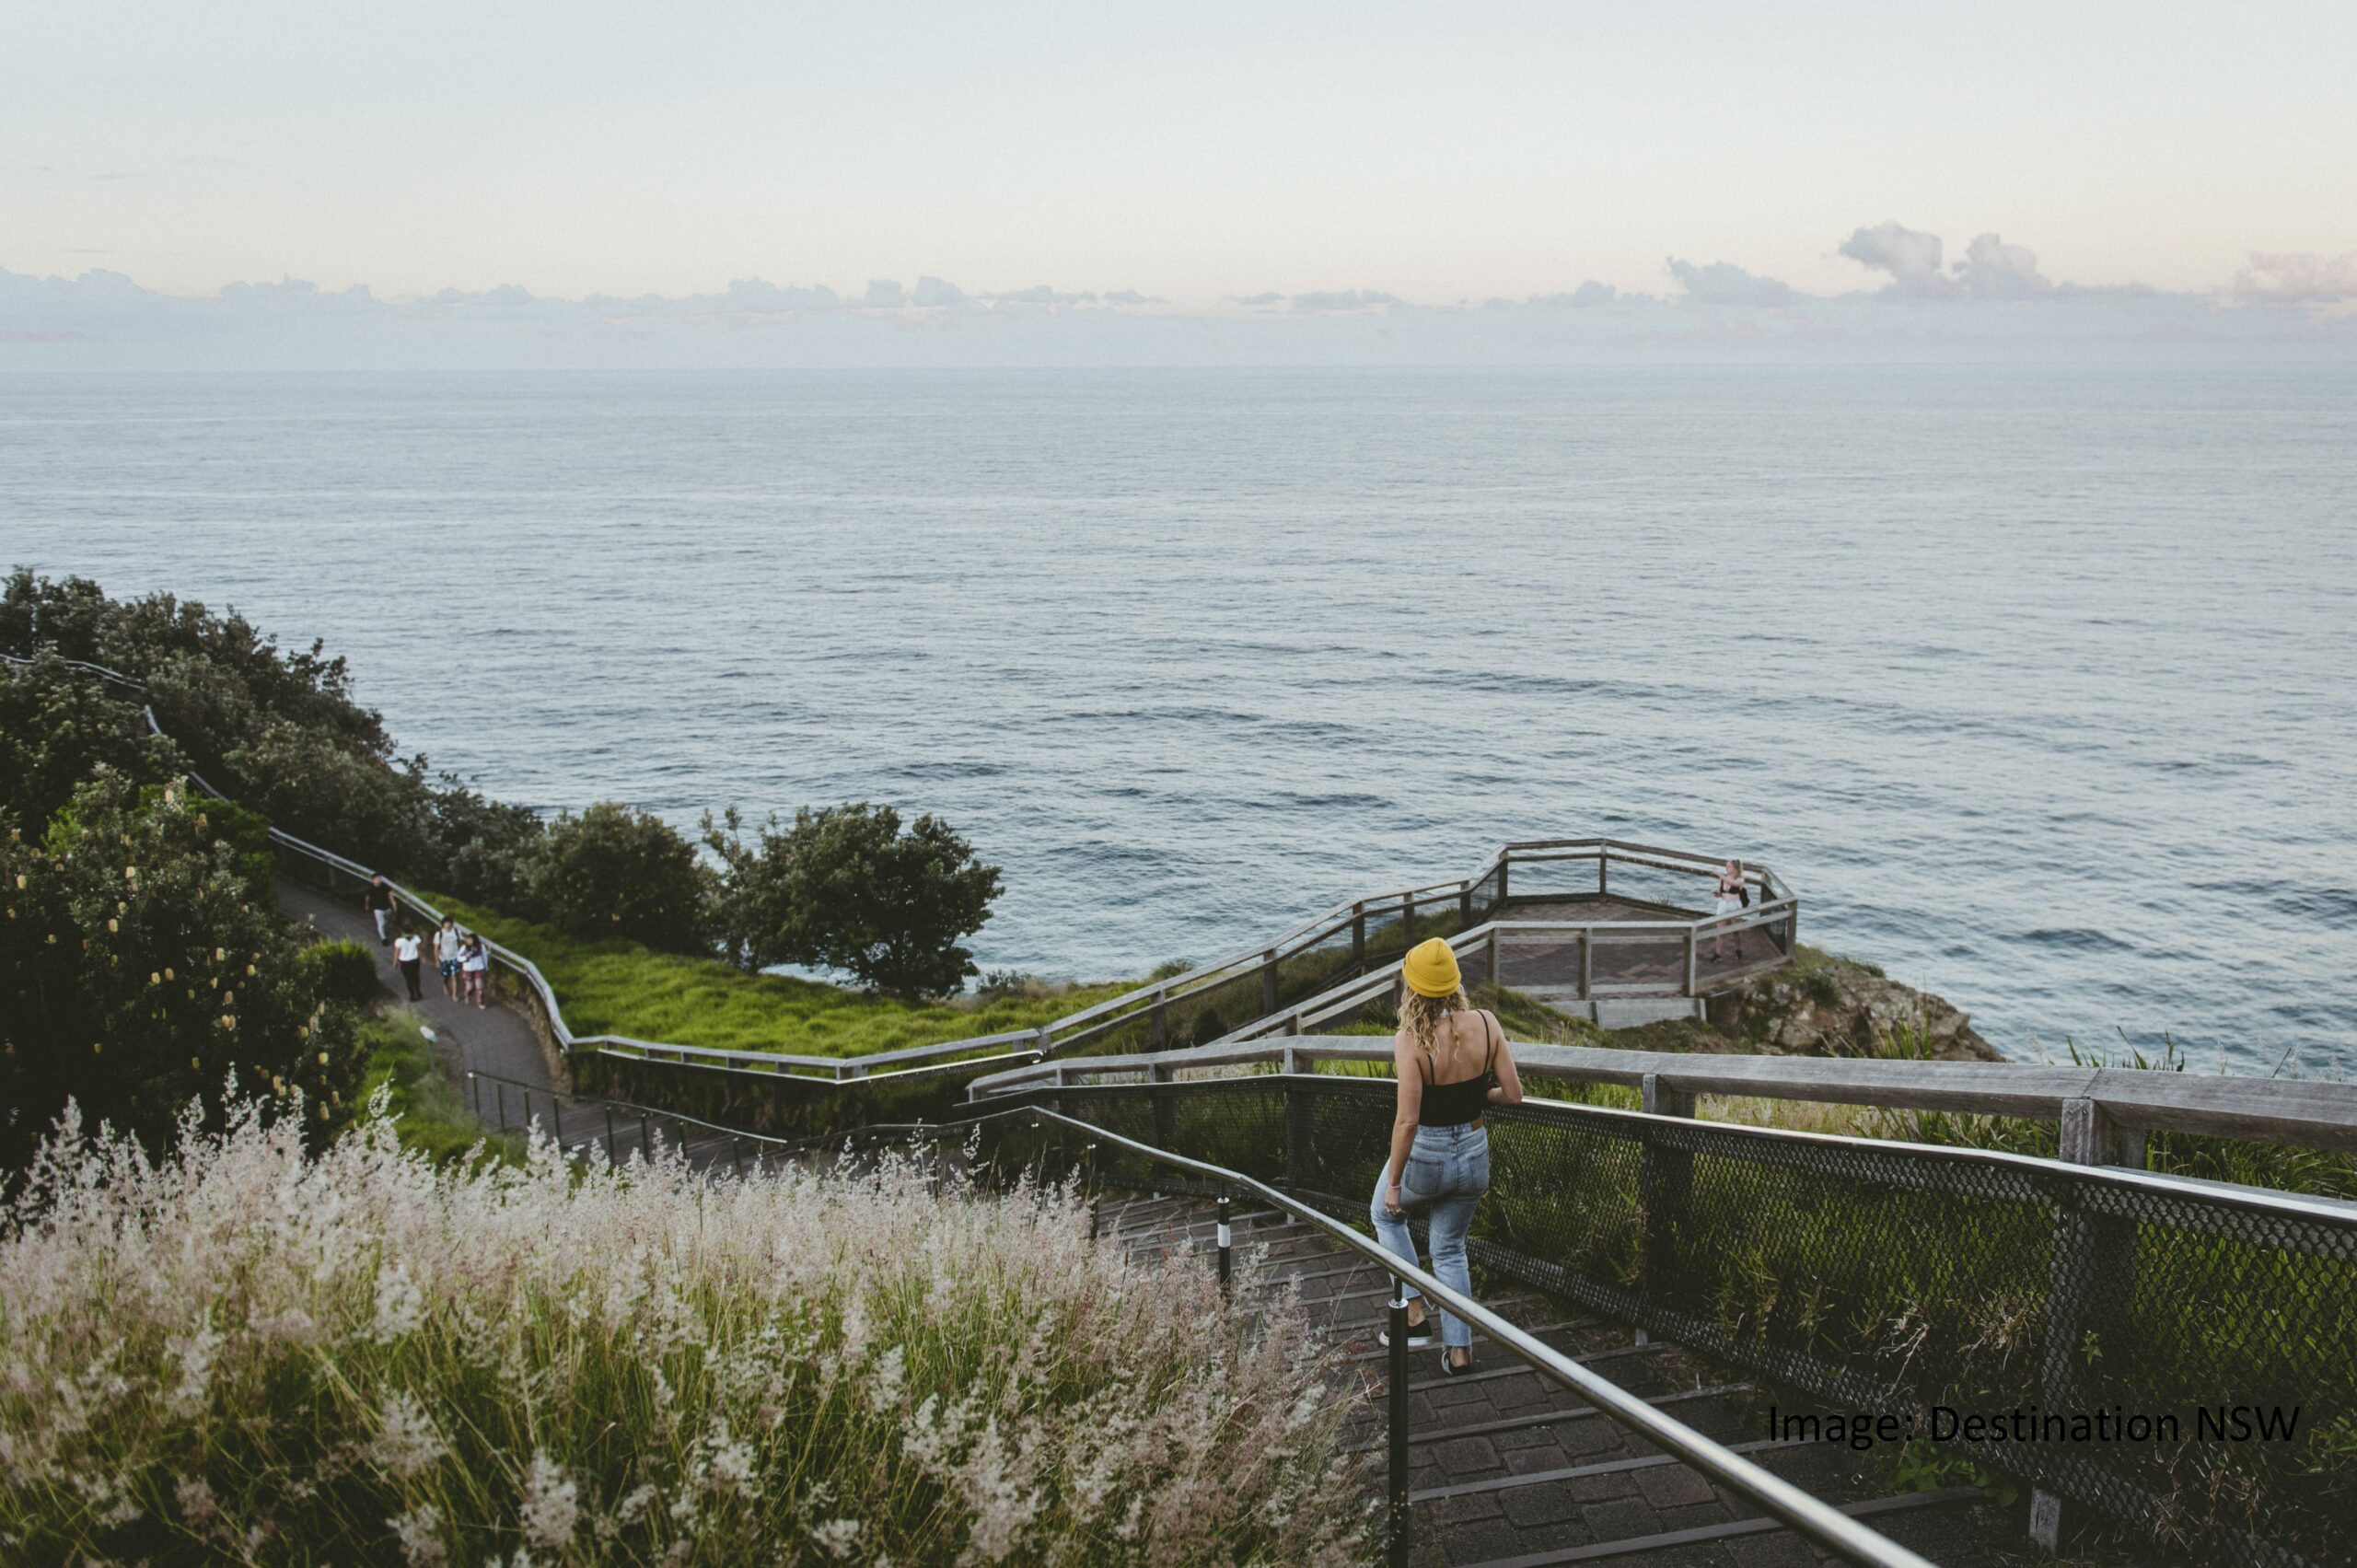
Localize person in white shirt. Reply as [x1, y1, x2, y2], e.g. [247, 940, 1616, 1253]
[435, 916, 464, 1000]
[460, 933, 490, 1008]
[392, 929, 425, 1001]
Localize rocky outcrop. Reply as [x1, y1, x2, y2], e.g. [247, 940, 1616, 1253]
[1701, 947, 2003, 1062]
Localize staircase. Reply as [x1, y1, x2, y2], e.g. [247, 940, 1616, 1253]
[1097, 1193, 2005, 1568]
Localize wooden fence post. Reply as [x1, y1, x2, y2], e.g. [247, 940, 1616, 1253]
[1150, 985, 1168, 1052]
[1150, 1061, 1176, 1151]
[1400, 893, 1415, 942]
[2029, 1098, 2143, 1551]
[1496, 855, 1509, 909]
[1353, 900, 1367, 963]
[1636, 1073, 1698, 1346]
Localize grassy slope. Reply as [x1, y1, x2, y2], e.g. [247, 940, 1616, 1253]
[354, 1009, 521, 1167]
[420, 892, 1143, 1059]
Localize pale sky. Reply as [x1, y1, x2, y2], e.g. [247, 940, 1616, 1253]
[6, 0, 2354, 307]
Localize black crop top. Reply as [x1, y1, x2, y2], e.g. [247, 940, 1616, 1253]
[1418, 1011, 1500, 1127]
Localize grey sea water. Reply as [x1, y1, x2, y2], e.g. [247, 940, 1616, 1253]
[3, 366, 2351, 1070]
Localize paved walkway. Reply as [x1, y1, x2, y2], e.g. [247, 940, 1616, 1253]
[1098, 1193, 2005, 1568]
[280, 881, 746, 1170]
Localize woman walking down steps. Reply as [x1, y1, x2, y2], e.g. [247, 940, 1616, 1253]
[1372, 936, 1524, 1374]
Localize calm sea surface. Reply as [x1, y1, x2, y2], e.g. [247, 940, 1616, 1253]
[3, 367, 2351, 1070]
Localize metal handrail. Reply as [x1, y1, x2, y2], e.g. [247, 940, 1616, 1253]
[647, 1094, 1933, 1566]
[1008, 1103, 1938, 1568]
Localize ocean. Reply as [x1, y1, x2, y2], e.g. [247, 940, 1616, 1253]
[3, 365, 2351, 1071]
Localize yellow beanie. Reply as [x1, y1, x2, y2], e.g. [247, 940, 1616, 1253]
[1401, 937, 1463, 998]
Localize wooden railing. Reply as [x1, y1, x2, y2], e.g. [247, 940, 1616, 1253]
[968, 1032, 2357, 1158]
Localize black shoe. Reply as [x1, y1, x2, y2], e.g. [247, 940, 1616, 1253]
[1380, 1317, 1434, 1349]
[1440, 1351, 1474, 1376]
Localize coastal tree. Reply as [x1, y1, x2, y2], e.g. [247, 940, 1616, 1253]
[530, 801, 712, 953]
[0, 769, 359, 1167]
[704, 802, 1000, 998]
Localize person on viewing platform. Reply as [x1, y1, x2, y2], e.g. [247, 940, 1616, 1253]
[1373, 937, 1523, 1375]
[435, 915, 464, 1000]
[392, 927, 425, 1002]
[1713, 858, 1746, 961]
[363, 874, 397, 945]
[460, 931, 489, 1008]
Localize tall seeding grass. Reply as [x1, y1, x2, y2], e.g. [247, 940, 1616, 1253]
[0, 1100, 1371, 1566]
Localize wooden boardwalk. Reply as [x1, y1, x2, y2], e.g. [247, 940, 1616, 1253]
[1498, 897, 1778, 999]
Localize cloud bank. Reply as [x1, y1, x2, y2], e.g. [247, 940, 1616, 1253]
[4, 224, 2351, 369]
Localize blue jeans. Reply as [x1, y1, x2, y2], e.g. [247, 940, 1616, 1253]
[1369, 1122, 1490, 1349]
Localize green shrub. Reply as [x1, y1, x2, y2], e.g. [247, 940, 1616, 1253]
[0, 770, 360, 1166]
[302, 939, 382, 1008]
[352, 1011, 518, 1167]
[532, 801, 712, 954]
[703, 802, 1000, 998]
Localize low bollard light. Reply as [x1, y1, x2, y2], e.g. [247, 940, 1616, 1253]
[1216, 1194, 1233, 1296]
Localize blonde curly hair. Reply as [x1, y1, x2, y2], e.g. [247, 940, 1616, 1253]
[1402, 984, 1470, 1076]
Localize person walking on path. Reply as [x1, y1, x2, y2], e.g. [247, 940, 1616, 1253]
[392, 927, 425, 1002]
[460, 931, 490, 1008]
[435, 915, 464, 1000]
[364, 874, 397, 946]
[1713, 858, 1746, 961]
[1372, 937, 1523, 1375]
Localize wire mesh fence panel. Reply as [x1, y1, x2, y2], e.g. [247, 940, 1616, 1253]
[1596, 855, 1719, 915]
[1494, 926, 1589, 995]
[1469, 863, 1504, 920]
[1028, 1076, 2356, 1567]
[1586, 926, 1695, 993]
[1494, 852, 1606, 903]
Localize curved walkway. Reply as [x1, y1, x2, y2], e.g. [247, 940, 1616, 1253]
[280, 880, 744, 1171]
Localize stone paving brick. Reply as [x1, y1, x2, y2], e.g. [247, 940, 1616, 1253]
[1498, 1481, 1586, 1529]
[1503, 1438, 1574, 1474]
[1723, 1531, 1820, 1568]
[1656, 1496, 1740, 1532]
[1436, 1517, 1536, 1565]
[1433, 1435, 1504, 1476]
[1636, 1463, 1721, 1510]
[1580, 1495, 1665, 1542]
[1424, 1493, 1504, 1527]
[1565, 1469, 1643, 1504]
[1560, 1416, 1635, 1458]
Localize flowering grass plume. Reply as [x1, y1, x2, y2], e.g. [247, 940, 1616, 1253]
[0, 1097, 1373, 1565]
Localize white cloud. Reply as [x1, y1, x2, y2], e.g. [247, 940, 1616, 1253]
[715, 278, 840, 313]
[1286, 289, 1400, 313]
[4, 254, 2351, 368]
[988, 285, 1097, 307]
[910, 275, 970, 308]
[1839, 222, 2053, 299]
[1839, 221, 1950, 296]
[1953, 233, 2052, 298]
[1664, 258, 1797, 307]
[2234, 251, 2357, 303]
[1100, 289, 1163, 307]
